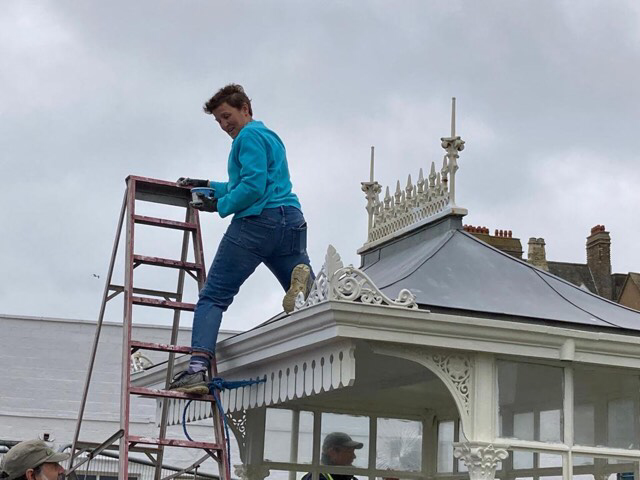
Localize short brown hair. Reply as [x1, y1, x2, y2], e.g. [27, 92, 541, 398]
[203, 84, 252, 116]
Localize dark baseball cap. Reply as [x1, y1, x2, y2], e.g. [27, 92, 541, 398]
[1, 440, 69, 480]
[322, 432, 364, 450]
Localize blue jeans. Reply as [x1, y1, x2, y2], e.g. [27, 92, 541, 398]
[191, 206, 312, 355]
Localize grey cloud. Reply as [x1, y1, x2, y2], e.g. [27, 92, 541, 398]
[1, 0, 638, 330]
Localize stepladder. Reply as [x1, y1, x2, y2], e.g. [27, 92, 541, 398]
[69, 176, 231, 480]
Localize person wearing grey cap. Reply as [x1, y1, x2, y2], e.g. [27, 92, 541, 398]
[0, 440, 69, 480]
[301, 432, 363, 480]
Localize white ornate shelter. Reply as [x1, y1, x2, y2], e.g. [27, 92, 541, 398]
[135, 100, 640, 480]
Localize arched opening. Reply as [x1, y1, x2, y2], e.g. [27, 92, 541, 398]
[254, 342, 467, 479]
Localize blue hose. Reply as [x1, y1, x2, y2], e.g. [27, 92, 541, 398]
[182, 376, 266, 470]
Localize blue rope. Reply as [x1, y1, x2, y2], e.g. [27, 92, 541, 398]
[182, 376, 266, 471]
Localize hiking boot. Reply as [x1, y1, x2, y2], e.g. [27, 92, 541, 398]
[168, 370, 209, 395]
[283, 264, 312, 313]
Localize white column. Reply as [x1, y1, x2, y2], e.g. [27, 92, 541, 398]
[563, 366, 574, 480]
[453, 443, 508, 480]
[470, 353, 497, 442]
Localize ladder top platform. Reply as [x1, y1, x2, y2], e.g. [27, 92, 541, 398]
[126, 175, 193, 208]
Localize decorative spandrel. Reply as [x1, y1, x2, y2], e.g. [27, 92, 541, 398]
[361, 97, 467, 250]
[294, 244, 418, 311]
[227, 409, 248, 463]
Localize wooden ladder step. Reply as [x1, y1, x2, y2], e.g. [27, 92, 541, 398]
[133, 215, 198, 231]
[131, 296, 196, 311]
[129, 386, 215, 401]
[133, 255, 202, 271]
[128, 436, 223, 450]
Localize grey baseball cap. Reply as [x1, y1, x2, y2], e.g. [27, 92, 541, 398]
[322, 432, 364, 450]
[1, 440, 69, 480]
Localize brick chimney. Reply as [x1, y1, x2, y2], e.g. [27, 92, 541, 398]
[527, 237, 549, 271]
[586, 225, 612, 299]
[463, 225, 523, 259]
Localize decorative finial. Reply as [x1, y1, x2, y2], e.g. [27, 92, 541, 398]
[370, 146, 375, 182]
[361, 145, 382, 240]
[451, 97, 456, 138]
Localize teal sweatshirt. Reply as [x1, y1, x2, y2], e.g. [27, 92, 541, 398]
[209, 120, 301, 218]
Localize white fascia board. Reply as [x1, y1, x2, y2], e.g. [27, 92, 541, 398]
[133, 301, 640, 389]
[216, 301, 640, 371]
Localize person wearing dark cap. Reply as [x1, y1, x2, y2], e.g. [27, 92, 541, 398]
[302, 432, 364, 480]
[0, 440, 69, 480]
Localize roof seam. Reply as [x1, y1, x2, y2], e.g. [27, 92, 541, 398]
[531, 268, 622, 329]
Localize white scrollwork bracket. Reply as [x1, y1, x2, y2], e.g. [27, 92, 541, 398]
[130, 351, 153, 374]
[226, 410, 247, 463]
[294, 245, 418, 311]
[453, 443, 508, 480]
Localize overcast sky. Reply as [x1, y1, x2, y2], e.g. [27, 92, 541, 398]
[2, 1, 639, 333]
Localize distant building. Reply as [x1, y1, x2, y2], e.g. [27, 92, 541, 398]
[0, 314, 239, 478]
[463, 224, 640, 310]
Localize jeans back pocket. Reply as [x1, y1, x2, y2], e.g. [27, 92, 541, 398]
[291, 222, 308, 254]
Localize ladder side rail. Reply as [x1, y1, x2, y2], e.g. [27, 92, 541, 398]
[191, 206, 207, 289]
[70, 189, 129, 468]
[209, 361, 231, 480]
[192, 209, 231, 479]
[154, 204, 198, 480]
[119, 179, 137, 480]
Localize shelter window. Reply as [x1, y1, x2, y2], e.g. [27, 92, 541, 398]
[261, 408, 425, 479]
[376, 417, 423, 472]
[264, 408, 314, 464]
[437, 418, 471, 474]
[321, 412, 369, 469]
[574, 366, 640, 450]
[497, 360, 563, 443]
[572, 455, 637, 480]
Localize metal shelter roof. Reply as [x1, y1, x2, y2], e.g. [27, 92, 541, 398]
[361, 216, 640, 331]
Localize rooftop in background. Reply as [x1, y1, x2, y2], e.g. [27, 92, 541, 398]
[352, 98, 640, 332]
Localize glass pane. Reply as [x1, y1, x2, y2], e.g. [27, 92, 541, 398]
[573, 456, 594, 466]
[574, 366, 640, 449]
[376, 417, 422, 472]
[573, 456, 637, 480]
[538, 453, 562, 468]
[297, 411, 314, 464]
[321, 412, 369, 469]
[498, 360, 563, 442]
[575, 404, 595, 446]
[608, 398, 635, 449]
[437, 420, 454, 472]
[540, 409, 561, 443]
[264, 408, 293, 462]
[513, 413, 534, 469]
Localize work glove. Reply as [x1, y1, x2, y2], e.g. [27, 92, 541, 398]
[191, 193, 218, 212]
[177, 177, 209, 188]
